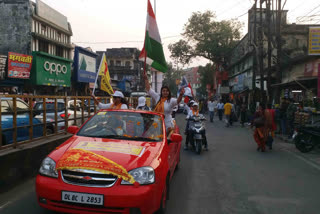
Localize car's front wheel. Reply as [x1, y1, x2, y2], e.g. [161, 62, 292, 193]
[157, 177, 169, 214]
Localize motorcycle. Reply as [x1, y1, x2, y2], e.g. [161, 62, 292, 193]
[293, 120, 320, 153]
[186, 114, 207, 154]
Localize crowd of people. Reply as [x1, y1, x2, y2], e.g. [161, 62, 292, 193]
[90, 75, 307, 154]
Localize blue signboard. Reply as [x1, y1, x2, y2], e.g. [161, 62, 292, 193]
[73, 46, 98, 83]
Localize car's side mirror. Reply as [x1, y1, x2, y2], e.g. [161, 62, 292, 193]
[67, 126, 79, 134]
[170, 133, 182, 142]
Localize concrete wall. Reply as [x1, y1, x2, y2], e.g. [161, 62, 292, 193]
[0, 0, 32, 55]
[0, 134, 71, 193]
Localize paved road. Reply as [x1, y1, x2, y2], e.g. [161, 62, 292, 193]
[1, 113, 320, 214]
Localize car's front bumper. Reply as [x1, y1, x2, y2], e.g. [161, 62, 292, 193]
[36, 174, 161, 214]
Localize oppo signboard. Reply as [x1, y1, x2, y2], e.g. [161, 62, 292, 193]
[30, 51, 72, 87]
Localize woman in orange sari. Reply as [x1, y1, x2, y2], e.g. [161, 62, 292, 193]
[252, 104, 272, 152]
[144, 73, 184, 132]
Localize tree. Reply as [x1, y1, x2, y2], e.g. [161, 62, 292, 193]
[197, 63, 215, 98]
[162, 63, 184, 97]
[168, 11, 242, 68]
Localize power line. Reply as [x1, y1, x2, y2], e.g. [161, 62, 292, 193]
[74, 34, 182, 44]
[297, 3, 320, 21]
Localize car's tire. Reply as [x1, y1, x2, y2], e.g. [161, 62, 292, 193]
[294, 133, 315, 153]
[46, 127, 54, 135]
[1, 136, 7, 145]
[196, 139, 202, 155]
[157, 176, 169, 214]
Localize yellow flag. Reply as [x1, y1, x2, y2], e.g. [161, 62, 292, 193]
[98, 53, 114, 95]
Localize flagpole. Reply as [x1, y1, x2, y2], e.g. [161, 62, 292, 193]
[92, 53, 104, 95]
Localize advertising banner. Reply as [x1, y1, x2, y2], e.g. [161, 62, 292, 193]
[74, 47, 97, 83]
[30, 51, 71, 87]
[7, 52, 33, 79]
[308, 27, 320, 56]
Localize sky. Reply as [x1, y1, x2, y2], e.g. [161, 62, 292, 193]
[33, 0, 320, 68]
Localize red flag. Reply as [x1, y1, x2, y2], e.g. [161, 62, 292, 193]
[188, 83, 194, 97]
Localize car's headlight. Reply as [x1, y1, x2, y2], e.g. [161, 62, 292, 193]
[121, 166, 155, 185]
[39, 157, 58, 178]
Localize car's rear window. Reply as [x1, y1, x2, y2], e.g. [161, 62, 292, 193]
[34, 102, 65, 112]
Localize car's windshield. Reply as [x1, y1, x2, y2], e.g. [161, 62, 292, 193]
[77, 111, 163, 142]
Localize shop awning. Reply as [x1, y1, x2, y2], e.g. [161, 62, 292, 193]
[271, 76, 317, 88]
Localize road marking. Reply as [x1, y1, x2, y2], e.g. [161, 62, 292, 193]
[282, 148, 320, 172]
[0, 201, 12, 210]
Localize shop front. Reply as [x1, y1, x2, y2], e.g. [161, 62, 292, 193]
[28, 51, 72, 95]
[0, 52, 33, 94]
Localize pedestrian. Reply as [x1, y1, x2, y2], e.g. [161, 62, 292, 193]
[136, 96, 151, 111]
[217, 100, 224, 121]
[279, 98, 289, 135]
[91, 91, 128, 109]
[252, 103, 272, 152]
[240, 103, 247, 127]
[144, 73, 184, 134]
[286, 98, 297, 139]
[207, 97, 216, 122]
[224, 100, 233, 127]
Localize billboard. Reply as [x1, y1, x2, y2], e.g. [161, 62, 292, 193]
[7, 52, 33, 79]
[308, 27, 320, 56]
[74, 47, 97, 83]
[30, 51, 71, 87]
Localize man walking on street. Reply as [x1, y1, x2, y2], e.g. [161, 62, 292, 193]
[207, 97, 216, 122]
[217, 100, 224, 121]
[287, 98, 297, 139]
[224, 100, 233, 127]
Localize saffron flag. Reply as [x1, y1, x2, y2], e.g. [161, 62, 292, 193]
[98, 53, 114, 95]
[139, 0, 167, 73]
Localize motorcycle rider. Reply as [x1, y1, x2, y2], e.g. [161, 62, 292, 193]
[185, 102, 208, 151]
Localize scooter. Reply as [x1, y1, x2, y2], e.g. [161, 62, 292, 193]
[293, 120, 320, 153]
[186, 115, 207, 154]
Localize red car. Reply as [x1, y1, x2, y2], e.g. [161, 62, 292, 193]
[36, 109, 182, 214]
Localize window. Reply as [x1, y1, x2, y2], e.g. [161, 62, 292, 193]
[125, 61, 130, 67]
[1, 101, 10, 113]
[57, 32, 61, 42]
[116, 60, 121, 66]
[109, 60, 114, 66]
[16, 101, 29, 112]
[56, 46, 64, 57]
[41, 24, 46, 35]
[39, 40, 49, 53]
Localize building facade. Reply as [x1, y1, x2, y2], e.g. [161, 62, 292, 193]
[0, 0, 73, 95]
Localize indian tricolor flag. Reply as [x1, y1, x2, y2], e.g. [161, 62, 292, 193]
[139, 0, 167, 73]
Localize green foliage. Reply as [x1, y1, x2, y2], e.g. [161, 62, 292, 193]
[197, 63, 214, 97]
[168, 10, 242, 67]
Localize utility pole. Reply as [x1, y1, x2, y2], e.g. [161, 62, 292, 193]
[252, 0, 257, 103]
[275, 0, 282, 103]
[267, 0, 272, 103]
[259, 0, 265, 101]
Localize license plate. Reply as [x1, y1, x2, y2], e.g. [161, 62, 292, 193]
[194, 134, 202, 139]
[62, 191, 104, 205]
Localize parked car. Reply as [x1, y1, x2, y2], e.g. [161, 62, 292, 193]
[178, 101, 185, 113]
[36, 109, 182, 214]
[34, 100, 88, 128]
[1, 97, 43, 145]
[33, 100, 66, 132]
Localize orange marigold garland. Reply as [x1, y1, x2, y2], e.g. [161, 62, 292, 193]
[56, 149, 135, 184]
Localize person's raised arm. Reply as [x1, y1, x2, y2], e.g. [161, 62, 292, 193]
[177, 88, 185, 104]
[91, 94, 100, 105]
